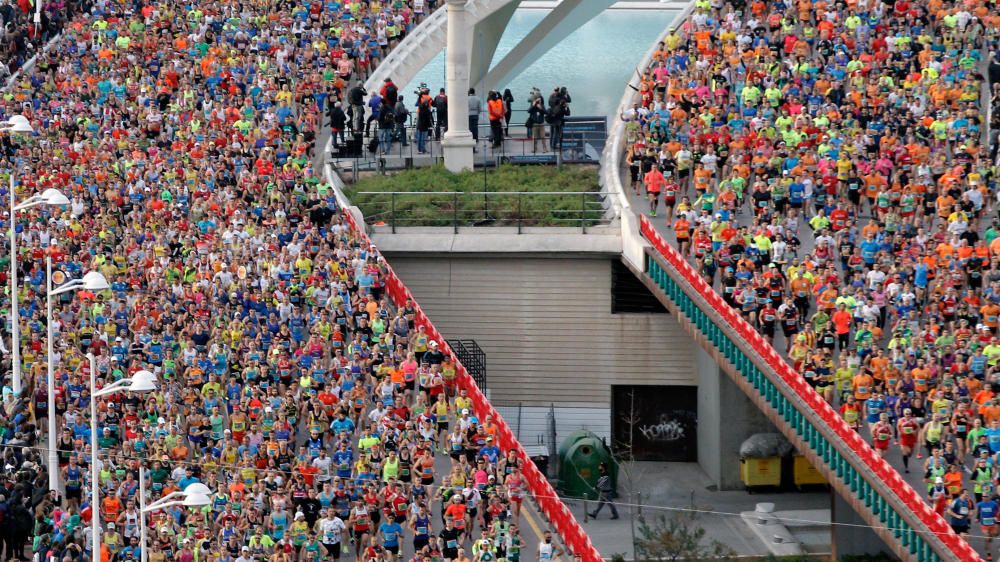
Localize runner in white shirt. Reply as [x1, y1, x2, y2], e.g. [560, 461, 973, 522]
[320, 509, 347, 560]
[537, 531, 564, 562]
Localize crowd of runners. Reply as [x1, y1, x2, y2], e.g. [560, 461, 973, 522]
[626, 0, 1000, 549]
[1, 0, 90, 79]
[0, 0, 569, 561]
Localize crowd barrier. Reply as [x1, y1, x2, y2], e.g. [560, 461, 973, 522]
[339, 209, 602, 561]
[638, 215, 977, 561]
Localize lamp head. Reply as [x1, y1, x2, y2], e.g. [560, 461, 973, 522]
[80, 271, 110, 291]
[182, 483, 212, 497]
[127, 370, 157, 393]
[3, 115, 33, 134]
[181, 493, 212, 507]
[39, 188, 69, 206]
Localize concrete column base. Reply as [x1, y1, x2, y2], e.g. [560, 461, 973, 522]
[442, 132, 476, 172]
[696, 345, 776, 490]
[831, 493, 892, 559]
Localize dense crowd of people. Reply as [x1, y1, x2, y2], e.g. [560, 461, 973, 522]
[0, 0, 91, 81]
[625, 0, 1000, 549]
[341, 77, 573, 157]
[0, 0, 563, 561]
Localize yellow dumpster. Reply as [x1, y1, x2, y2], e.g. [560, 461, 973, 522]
[793, 455, 826, 488]
[740, 457, 781, 491]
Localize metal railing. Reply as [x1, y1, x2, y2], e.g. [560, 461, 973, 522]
[355, 190, 608, 233]
[447, 339, 486, 390]
[327, 111, 607, 176]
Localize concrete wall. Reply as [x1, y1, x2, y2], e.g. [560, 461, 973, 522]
[385, 254, 696, 410]
[389, 251, 778, 490]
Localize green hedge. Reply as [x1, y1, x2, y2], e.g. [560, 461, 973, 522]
[343, 164, 604, 228]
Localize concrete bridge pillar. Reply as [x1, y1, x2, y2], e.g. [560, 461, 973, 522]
[696, 345, 775, 490]
[831, 494, 893, 558]
[442, 0, 476, 172]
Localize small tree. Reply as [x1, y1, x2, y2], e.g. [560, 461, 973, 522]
[635, 511, 737, 562]
[613, 388, 649, 559]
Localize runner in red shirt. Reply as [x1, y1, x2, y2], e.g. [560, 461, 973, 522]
[897, 409, 920, 473]
[872, 413, 893, 457]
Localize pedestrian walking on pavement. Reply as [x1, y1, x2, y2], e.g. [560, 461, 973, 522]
[588, 463, 619, 520]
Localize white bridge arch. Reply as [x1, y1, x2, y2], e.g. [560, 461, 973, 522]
[364, 0, 687, 100]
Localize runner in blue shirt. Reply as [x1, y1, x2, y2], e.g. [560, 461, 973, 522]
[977, 496, 999, 551]
[946, 490, 973, 535]
[378, 519, 403, 560]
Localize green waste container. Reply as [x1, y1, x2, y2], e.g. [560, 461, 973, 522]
[558, 431, 615, 500]
[557, 430, 595, 460]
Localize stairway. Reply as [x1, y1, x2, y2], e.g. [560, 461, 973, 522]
[633, 215, 979, 562]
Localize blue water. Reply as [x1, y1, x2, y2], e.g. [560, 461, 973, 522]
[403, 8, 678, 118]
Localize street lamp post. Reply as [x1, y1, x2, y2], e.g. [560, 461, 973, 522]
[2, 114, 39, 397]
[87, 352, 156, 560]
[46, 267, 107, 492]
[137, 473, 211, 562]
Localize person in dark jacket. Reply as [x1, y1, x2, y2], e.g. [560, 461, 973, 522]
[393, 96, 410, 147]
[347, 81, 367, 133]
[415, 95, 433, 154]
[329, 101, 347, 147]
[379, 102, 397, 152]
[548, 99, 567, 151]
[433, 88, 448, 140]
[502, 88, 515, 137]
[548, 86, 571, 151]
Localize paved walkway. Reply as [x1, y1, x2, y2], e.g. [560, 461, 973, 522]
[324, 129, 565, 173]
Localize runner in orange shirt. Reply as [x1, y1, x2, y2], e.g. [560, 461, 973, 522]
[644, 166, 665, 217]
[674, 216, 691, 255]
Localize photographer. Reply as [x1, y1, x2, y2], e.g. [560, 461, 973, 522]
[347, 81, 367, 133]
[527, 96, 547, 153]
[328, 101, 347, 148]
[547, 86, 571, 151]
